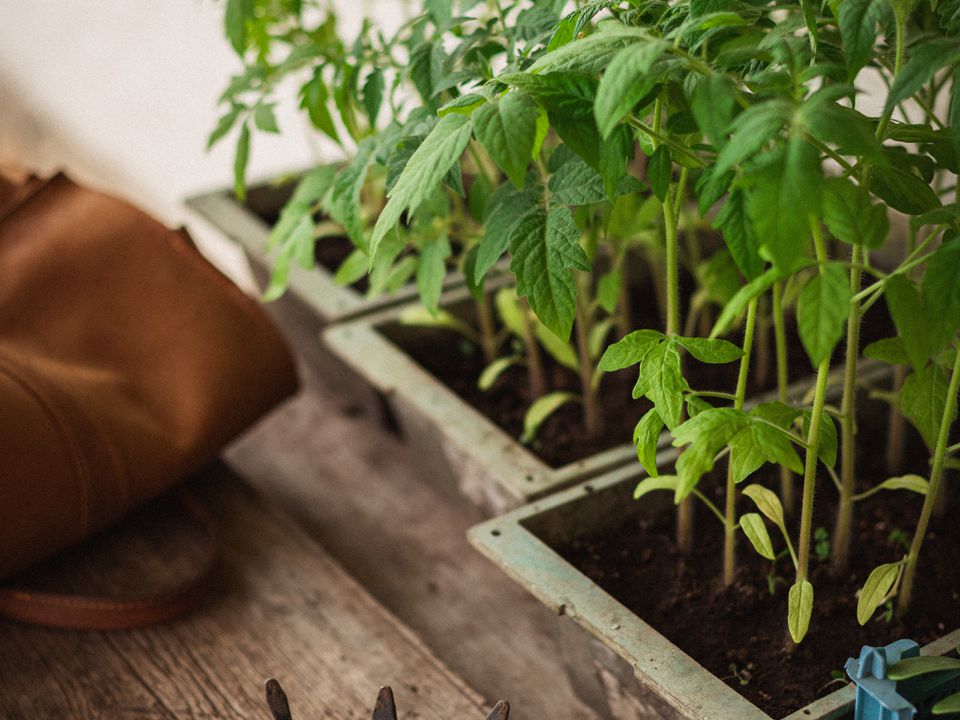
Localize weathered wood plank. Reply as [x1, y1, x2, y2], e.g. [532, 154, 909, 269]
[226, 371, 599, 720]
[0, 465, 485, 720]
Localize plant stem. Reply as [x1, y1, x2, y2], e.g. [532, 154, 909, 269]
[832, 245, 862, 569]
[575, 271, 603, 439]
[654, 96, 693, 552]
[617, 260, 633, 338]
[896, 343, 960, 618]
[723, 296, 758, 586]
[476, 291, 498, 364]
[797, 219, 832, 587]
[519, 298, 547, 398]
[772, 281, 795, 516]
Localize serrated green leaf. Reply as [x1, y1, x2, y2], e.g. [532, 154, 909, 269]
[208, 104, 242, 149]
[476, 183, 540, 281]
[530, 25, 646, 75]
[871, 165, 941, 215]
[730, 422, 804, 482]
[599, 329, 664, 371]
[594, 40, 667, 138]
[886, 275, 933, 370]
[636, 341, 688, 429]
[509, 206, 591, 340]
[837, 0, 887, 78]
[885, 39, 960, 114]
[479, 356, 522, 391]
[797, 262, 852, 367]
[692, 73, 736, 149]
[889, 655, 960, 680]
[713, 188, 764, 280]
[634, 474, 679, 500]
[901, 364, 955, 448]
[822, 177, 888, 248]
[864, 337, 909, 365]
[802, 409, 838, 467]
[676, 337, 743, 364]
[740, 513, 776, 560]
[634, 408, 665, 477]
[715, 101, 791, 175]
[672, 408, 751, 500]
[416, 235, 451, 315]
[300, 72, 340, 144]
[473, 92, 539, 188]
[922, 236, 960, 352]
[371, 114, 473, 262]
[788, 579, 814, 643]
[328, 139, 376, 249]
[522, 391, 581, 443]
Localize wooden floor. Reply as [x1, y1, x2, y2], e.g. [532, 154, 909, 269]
[226, 369, 598, 720]
[0, 465, 487, 719]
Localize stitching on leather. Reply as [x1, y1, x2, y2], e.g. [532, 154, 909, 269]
[0, 352, 91, 536]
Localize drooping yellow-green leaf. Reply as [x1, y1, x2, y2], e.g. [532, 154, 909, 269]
[740, 513, 776, 560]
[788, 579, 814, 643]
[857, 562, 902, 625]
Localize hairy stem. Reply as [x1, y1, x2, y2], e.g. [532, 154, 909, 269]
[575, 272, 603, 439]
[833, 245, 863, 569]
[772, 281, 795, 516]
[519, 298, 547, 399]
[723, 296, 759, 586]
[896, 344, 960, 618]
[886, 364, 908, 473]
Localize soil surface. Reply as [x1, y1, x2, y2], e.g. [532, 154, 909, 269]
[554, 395, 960, 718]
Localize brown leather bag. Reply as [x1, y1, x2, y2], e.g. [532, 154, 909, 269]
[0, 172, 298, 628]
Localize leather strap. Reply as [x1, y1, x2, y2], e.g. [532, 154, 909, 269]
[0, 493, 218, 630]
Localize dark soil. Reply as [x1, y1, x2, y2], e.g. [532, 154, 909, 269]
[554, 395, 960, 718]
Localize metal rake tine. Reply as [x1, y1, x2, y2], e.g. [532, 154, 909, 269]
[373, 686, 399, 720]
[265, 679, 293, 720]
[486, 700, 510, 720]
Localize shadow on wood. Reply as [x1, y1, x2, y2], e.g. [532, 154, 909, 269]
[265, 680, 510, 719]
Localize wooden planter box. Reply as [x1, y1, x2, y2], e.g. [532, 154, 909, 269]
[186, 178, 467, 417]
[468, 459, 960, 720]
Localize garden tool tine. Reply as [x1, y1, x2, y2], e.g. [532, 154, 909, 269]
[372, 686, 399, 720]
[486, 700, 510, 719]
[265, 679, 293, 720]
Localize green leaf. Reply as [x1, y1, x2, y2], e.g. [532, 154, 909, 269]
[922, 236, 960, 351]
[362, 69, 384, 126]
[535, 321, 580, 371]
[871, 474, 929, 496]
[672, 408, 751, 500]
[530, 26, 646, 75]
[634, 409, 665, 477]
[748, 139, 822, 272]
[648, 146, 672, 202]
[208, 104, 242, 149]
[692, 74, 736, 149]
[479, 356, 522, 391]
[473, 92, 539, 188]
[805, 103, 882, 160]
[522, 391, 580, 443]
[634, 474, 679, 501]
[788, 579, 814, 643]
[549, 157, 607, 205]
[476, 183, 540, 281]
[398, 306, 476, 340]
[233, 122, 250, 201]
[742, 484, 787, 530]
[439, 93, 487, 117]
[328, 139, 376, 249]
[371, 114, 473, 262]
[594, 40, 667, 139]
[676, 337, 743, 364]
[730, 422, 804, 482]
[889, 655, 960, 680]
[636, 341, 688, 429]
[864, 337, 909, 365]
[885, 39, 960, 115]
[712, 188, 764, 280]
[901, 364, 955, 448]
[509, 206, 591, 340]
[856, 562, 902, 625]
[886, 275, 933, 370]
[933, 691, 960, 715]
[822, 177, 888, 248]
[715, 101, 792, 175]
[740, 513, 776, 560]
[797, 262, 852, 367]
[225, 0, 251, 54]
[254, 104, 279, 133]
[300, 73, 340, 144]
[599, 329, 664, 371]
[871, 165, 941, 216]
[802, 409, 839, 467]
[837, 0, 887, 78]
[597, 270, 620, 314]
[712, 267, 782, 339]
[333, 249, 368, 287]
[416, 236, 451, 315]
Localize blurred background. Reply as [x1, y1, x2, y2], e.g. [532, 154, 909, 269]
[0, 1, 403, 286]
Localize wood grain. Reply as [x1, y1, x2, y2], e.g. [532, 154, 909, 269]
[0, 465, 485, 720]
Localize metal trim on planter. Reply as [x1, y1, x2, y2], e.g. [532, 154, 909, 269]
[467, 458, 960, 720]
